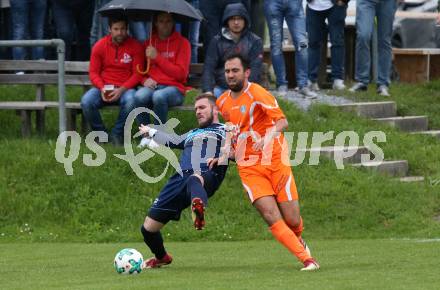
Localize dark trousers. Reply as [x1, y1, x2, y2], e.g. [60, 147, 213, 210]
[306, 4, 347, 82]
[51, 0, 94, 61]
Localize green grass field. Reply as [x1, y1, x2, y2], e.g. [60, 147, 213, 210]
[1, 83, 440, 289]
[1, 239, 439, 290]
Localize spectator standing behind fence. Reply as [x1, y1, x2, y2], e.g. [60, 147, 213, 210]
[185, 0, 201, 63]
[306, 0, 349, 91]
[51, 0, 94, 61]
[199, 0, 250, 52]
[201, 3, 263, 98]
[134, 12, 191, 126]
[264, 0, 317, 99]
[90, 0, 111, 46]
[349, 0, 398, 97]
[81, 16, 144, 146]
[10, 0, 47, 60]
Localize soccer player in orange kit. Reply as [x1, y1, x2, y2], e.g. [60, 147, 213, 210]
[208, 53, 319, 271]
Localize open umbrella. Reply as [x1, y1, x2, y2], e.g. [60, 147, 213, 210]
[98, 0, 203, 22]
[99, 0, 203, 74]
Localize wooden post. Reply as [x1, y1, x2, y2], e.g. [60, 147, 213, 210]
[36, 84, 45, 101]
[36, 110, 45, 135]
[17, 110, 32, 137]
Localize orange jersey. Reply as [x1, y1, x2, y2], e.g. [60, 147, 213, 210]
[216, 82, 287, 166]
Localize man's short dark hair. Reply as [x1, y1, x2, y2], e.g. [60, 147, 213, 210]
[108, 15, 128, 28]
[225, 52, 250, 70]
[195, 93, 217, 105]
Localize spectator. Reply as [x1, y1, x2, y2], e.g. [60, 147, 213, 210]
[199, 0, 250, 52]
[129, 21, 151, 43]
[81, 15, 144, 145]
[134, 12, 191, 125]
[184, 0, 201, 63]
[51, 0, 94, 61]
[90, 0, 111, 46]
[306, 0, 349, 91]
[264, 0, 316, 98]
[349, 0, 397, 97]
[90, 0, 151, 45]
[10, 0, 47, 60]
[201, 3, 263, 98]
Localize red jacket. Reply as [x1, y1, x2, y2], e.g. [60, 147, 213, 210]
[142, 31, 191, 94]
[89, 35, 144, 90]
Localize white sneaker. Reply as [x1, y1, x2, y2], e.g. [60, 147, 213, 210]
[298, 86, 317, 99]
[332, 79, 346, 90]
[276, 85, 289, 98]
[349, 82, 368, 92]
[377, 85, 390, 97]
[309, 81, 320, 92]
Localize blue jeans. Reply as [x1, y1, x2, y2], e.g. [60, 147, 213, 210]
[10, 0, 47, 60]
[187, 0, 200, 63]
[129, 21, 150, 43]
[51, 0, 94, 61]
[90, 0, 111, 46]
[264, 0, 309, 88]
[81, 88, 137, 138]
[134, 85, 184, 125]
[214, 86, 227, 99]
[306, 4, 346, 82]
[355, 0, 397, 86]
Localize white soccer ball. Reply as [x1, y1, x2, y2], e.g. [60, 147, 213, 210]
[114, 248, 144, 275]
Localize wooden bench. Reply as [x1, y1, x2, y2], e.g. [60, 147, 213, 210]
[0, 60, 201, 136]
[393, 48, 440, 83]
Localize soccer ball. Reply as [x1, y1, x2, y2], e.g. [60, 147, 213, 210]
[114, 248, 144, 275]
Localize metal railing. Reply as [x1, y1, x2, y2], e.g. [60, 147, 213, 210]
[0, 39, 66, 133]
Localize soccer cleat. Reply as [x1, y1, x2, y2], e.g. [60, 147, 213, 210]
[191, 198, 205, 230]
[300, 258, 320, 271]
[143, 253, 173, 269]
[299, 237, 311, 256]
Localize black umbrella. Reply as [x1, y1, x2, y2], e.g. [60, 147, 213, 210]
[98, 0, 203, 22]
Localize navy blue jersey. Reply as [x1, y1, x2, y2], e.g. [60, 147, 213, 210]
[152, 123, 226, 172]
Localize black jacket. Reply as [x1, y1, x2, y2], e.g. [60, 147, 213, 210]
[201, 3, 263, 93]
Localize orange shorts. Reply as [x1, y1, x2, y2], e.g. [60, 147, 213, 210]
[238, 161, 299, 203]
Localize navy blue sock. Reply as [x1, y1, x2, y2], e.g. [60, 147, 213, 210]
[140, 225, 166, 260]
[187, 175, 208, 205]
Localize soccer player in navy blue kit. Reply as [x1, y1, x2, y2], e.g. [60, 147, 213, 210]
[138, 93, 228, 269]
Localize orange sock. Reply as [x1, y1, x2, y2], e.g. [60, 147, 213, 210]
[289, 217, 303, 238]
[270, 219, 311, 263]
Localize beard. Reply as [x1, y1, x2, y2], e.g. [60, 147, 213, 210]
[198, 110, 214, 128]
[228, 79, 244, 92]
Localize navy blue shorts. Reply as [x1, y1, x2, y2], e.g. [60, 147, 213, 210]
[147, 168, 225, 224]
